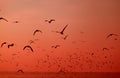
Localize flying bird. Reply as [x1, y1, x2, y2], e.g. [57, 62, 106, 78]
[33, 29, 42, 36]
[0, 17, 8, 22]
[1, 42, 7, 47]
[102, 48, 109, 51]
[13, 21, 19, 23]
[53, 24, 68, 35]
[52, 45, 60, 48]
[23, 45, 34, 52]
[17, 69, 24, 73]
[45, 19, 55, 23]
[8, 43, 14, 48]
[106, 33, 118, 39]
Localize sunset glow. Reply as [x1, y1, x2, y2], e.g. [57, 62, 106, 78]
[0, 0, 120, 73]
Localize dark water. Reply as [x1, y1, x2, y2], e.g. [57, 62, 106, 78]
[0, 72, 120, 78]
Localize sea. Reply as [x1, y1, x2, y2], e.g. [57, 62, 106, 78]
[0, 72, 120, 78]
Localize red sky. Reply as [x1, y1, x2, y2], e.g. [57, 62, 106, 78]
[0, 0, 120, 72]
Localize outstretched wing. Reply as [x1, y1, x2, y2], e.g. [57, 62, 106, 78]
[33, 30, 42, 36]
[63, 35, 68, 40]
[102, 48, 109, 51]
[17, 69, 24, 73]
[1, 42, 7, 47]
[106, 33, 118, 39]
[49, 19, 55, 23]
[61, 24, 68, 34]
[0, 17, 8, 22]
[8, 43, 14, 48]
[23, 45, 34, 52]
[28, 40, 34, 44]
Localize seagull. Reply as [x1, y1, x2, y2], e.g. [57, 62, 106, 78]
[45, 19, 55, 23]
[23, 45, 34, 52]
[0, 17, 8, 22]
[17, 69, 24, 73]
[106, 33, 118, 39]
[1, 42, 7, 47]
[52, 45, 60, 48]
[53, 24, 68, 35]
[8, 43, 14, 48]
[33, 29, 42, 36]
[102, 48, 109, 51]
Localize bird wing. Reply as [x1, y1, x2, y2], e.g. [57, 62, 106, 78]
[49, 19, 55, 23]
[113, 34, 118, 36]
[106, 34, 118, 39]
[33, 30, 42, 36]
[8, 45, 10, 48]
[23, 45, 34, 52]
[29, 46, 34, 52]
[61, 24, 68, 34]
[52, 30, 60, 33]
[103, 48, 109, 51]
[17, 70, 24, 73]
[45, 20, 48, 22]
[23, 46, 27, 50]
[8, 43, 14, 48]
[106, 34, 112, 39]
[0, 17, 8, 22]
[1, 42, 6, 47]
[51, 19, 55, 21]
[33, 30, 37, 36]
[56, 45, 60, 47]
[64, 35, 68, 40]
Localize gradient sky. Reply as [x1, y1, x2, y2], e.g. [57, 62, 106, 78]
[0, 0, 120, 72]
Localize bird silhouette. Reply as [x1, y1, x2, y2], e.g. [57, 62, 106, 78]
[1, 42, 7, 47]
[23, 45, 34, 52]
[17, 69, 24, 73]
[13, 21, 19, 23]
[8, 43, 14, 48]
[0, 17, 8, 22]
[45, 19, 55, 23]
[53, 24, 68, 35]
[102, 48, 109, 51]
[52, 45, 60, 48]
[106, 33, 118, 39]
[33, 29, 42, 36]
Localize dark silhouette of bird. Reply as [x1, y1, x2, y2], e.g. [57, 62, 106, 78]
[8, 43, 14, 48]
[0, 17, 8, 22]
[62, 35, 68, 40]
[53, 24, 68, 35]
[106, 33, 118, 39]
[33, 29, 42, 36]
[13, 21, 19, 23]
[17, 69, 24, 73]
[23, 45, 34, 52]
[1, 42, 7, 47]
[45, 19, 55, 23]
[52, 45, 60, 48]
[102, 48, 109, 51]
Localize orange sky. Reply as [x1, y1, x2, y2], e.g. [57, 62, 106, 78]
[0, 0, 120, 72]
